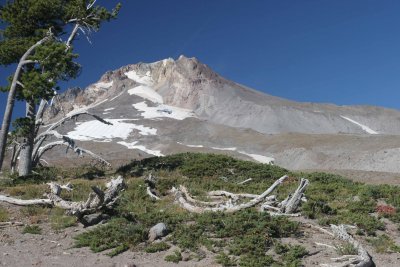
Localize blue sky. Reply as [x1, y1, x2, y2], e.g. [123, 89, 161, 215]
[1, 0, 400, 121]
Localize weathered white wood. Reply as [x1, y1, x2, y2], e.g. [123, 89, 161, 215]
[269, 211, 301, 217]
[308, 223, 335, 237]
[179, 185, 223, 206]
[318, 224, 375, 267]
[0, 176, 125, 226]
[279, 178, 309, 214]
[147, 186, 160, 200]
[207, 191, 259, 199]
[315, 242, 336, 249]
[237, 178, 252, 185]
[35, 140, 110, 166]
[330, 224, 374, 267]
[173, 175, 289, 213]
[0, 195, 52, 206]
[331, 255, 359, 262]
[32, 111, 112, 164]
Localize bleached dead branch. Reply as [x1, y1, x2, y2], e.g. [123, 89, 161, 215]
[279, 178, 309, 214]
[172, 175, 310, 218]
[0, 176, 125, 226]
[315, 224, 375, 267]
[34, 140, 110, 166]
[172, 175, 290, 213]
[237, 178, 252, 185]
[146, 186, 160, 200]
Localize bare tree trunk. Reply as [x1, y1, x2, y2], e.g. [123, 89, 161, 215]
[0, 64, 22, 172]
[18, 99, 36, 176]
[0, 35, 52, 171]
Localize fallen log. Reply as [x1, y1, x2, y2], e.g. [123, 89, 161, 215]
[329, 224, 375, 267]
[0, 176, 126, 226]
[172, 175, 289, 213]
[279, 178, 309, 214]
[316, 224, 375, 267]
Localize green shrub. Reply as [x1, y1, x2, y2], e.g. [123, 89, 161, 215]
[238, 254, 274, 267]
[164, 250, 182, 263]
[145, 242, 170, 253]
[283, 245, 308, 264]
[215, 252, 237, 266]
[50, 207, 76, 230]
[0, 207, 9, 222]
[23, 225, 42, 234]
[335, 243, 358, 255]
[74, 218, 147, 256]
[367, 234, 400, 253]
[302, 198, 336, 219]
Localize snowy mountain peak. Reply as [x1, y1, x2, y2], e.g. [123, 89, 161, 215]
[40, 56, 400, 173]
[46, 56, 400, 136]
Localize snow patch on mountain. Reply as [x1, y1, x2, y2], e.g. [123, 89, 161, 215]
[211, 147, 237, 151]
[177, 142, 204, 148]
[117, 141, 164, 156]
[340, 116, 378, 134]
[176, 144, 273, 164]
[238, 151, 275, 164]
[95, 81, 113, 88]
[104, 107, 115, 111]
[125, 70, 153, 86]
[67, 119, 157, 141]
[128, 85, 163, 103]
[132, 101, 194, 120]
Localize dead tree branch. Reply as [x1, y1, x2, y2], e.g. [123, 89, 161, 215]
[172, 175, 289, 213]
[0, 176, 126, 226]
[315, 224, 375, 267]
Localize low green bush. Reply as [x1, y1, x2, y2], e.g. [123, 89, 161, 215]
[74, 218, 147, 255]
[164, 250, 182, 263]
[367, 234, 400, 253]
[145, 242, 170, 253]
[0, 207, 9, 222]
[22, 225, 42, 234]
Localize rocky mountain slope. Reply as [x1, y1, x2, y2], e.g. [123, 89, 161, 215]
[42, 56, 400, 174]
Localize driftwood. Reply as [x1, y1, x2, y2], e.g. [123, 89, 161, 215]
[278, 178, 309, 214]
[172, 175, 299, 213]
[145, 173, 160, 200]
[329, 224, 374, 267]
[0, 176, 126, 226]
[172, 175, 309, 216]
[34, 139, 111, 167]
[315, 224, 375, 267]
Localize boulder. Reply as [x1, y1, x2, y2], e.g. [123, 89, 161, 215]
[148, 223, 168, 242]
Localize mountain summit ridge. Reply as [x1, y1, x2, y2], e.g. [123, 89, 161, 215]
[47, 55, 400, 135]
[38, 56, 400, 174]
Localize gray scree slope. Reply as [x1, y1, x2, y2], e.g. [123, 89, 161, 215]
[42, 56, 400, 174]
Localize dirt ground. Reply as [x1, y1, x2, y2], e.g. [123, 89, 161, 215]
[1, 202, 400, 267]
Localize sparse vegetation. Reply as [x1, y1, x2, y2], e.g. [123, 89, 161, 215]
[145, 242, 170, 253]
[2, 153, 400, 265]
[164, 250, 182, 263]
[49, 207, 77, 230]
[74, 218, 147, 255]
[0, 206, 9, 222]
[335, 242, 358, 256]
[215, 252, 237, 266]
[22, 225, 42, 235]
[367, 234, 400, 253]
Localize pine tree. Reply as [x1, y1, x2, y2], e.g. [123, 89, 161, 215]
[0, 0, 121, 175]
